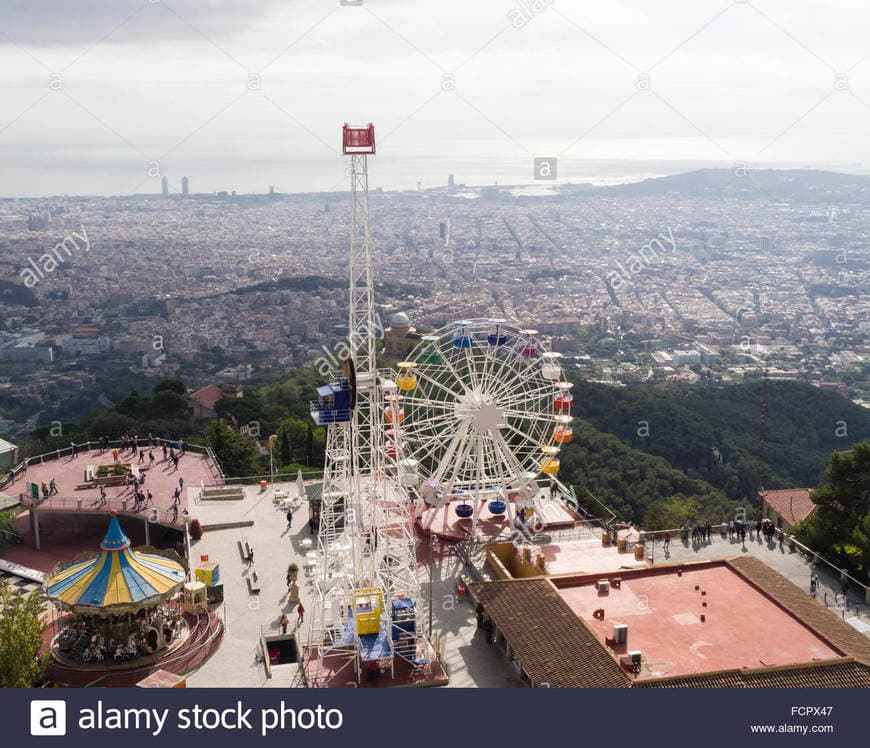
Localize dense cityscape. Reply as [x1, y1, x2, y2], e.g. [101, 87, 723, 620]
[0, 169, 867, 440]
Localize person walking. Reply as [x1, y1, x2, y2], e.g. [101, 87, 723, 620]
[810, 573, 819, 597]
[308, 517, 316, 535]
[170, 503, 178, 522]
[49, 477, 58, 496]
[71, 442, 78, 459]
[179, 476, 184, 490]
[296, 603, 305, 626]
[148, 450, 155, 467]
[280, 614, 289, 635]
[172, 486, 180, 505]
[138, 449, 145, 464]
[286, 508, 293, 528]
[663, 531, 671, 552]
[162, 443, 168, 461]
[99, 484, 107, 505]
[146, 490, 153, 506]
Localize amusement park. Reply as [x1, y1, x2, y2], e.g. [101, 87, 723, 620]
[1, 123, 869, 691]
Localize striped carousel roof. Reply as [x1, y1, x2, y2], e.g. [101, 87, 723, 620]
[45, 513, 186, 612]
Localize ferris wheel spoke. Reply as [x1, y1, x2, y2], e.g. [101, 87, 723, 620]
[411, 365, 467, 403]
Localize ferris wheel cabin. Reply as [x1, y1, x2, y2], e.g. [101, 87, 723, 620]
[310, 378, 353, 425]
[342, 123, 376, 155]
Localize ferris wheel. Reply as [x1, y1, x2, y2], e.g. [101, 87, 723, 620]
[384, 319, 574, 531]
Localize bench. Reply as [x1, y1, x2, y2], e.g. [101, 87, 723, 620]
[247, 568, 261, 594]
[237, 540, 254, 564]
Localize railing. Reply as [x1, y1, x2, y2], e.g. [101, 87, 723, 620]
[208, 471, 324, 487]
[3, 437, 226, 490]
[640, 523, 869, 602]
[17, 493, 187, 527]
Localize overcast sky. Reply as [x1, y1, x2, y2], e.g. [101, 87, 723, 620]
[1, 0, 869, 197]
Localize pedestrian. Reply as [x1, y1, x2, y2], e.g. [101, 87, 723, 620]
[112, 448, 119, 464]
[810, 573, 818, 597]
[49, 477, 58, 496]
[99, 484, 107, 505]
[179, 439, 186, 456]
[280, 614, 289, 635]
[162, 444, 168, 460]
[172, 487, 180, 505]
[308, 517, 316, 535]
[71, 442, 78, 458]
[170, 503, 178, 522]
[704, 521, 711, 541]
[41, 482, 49, 499]
[138, 449, 145, 463]
[286, 508, 293, 527]
[663, 531, 671, 551]
[179, 476, 184, 490]
[146, 490, 153, 506]
[296, 603, 305, 626]
[148, 450, 155, 467]
[172, 454, 179, 471]
[148, 432, 153, 446]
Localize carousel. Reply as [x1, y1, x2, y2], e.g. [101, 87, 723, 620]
[44, 511, 189, 666]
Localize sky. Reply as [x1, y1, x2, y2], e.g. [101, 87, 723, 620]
[1, 0, 869, 197]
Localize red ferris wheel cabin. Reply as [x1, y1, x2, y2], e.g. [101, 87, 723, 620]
[342, 123, 376, 155]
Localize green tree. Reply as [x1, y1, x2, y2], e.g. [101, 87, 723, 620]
[797, 442, 870, 581]
[0, 582, 46, 687]
[205, 419, 259, 477]
[153, 379, 186, 395]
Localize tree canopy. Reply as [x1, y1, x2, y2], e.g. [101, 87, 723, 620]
[0, 582, 46, 687]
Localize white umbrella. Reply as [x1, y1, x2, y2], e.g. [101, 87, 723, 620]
[296, 470, 306, 500]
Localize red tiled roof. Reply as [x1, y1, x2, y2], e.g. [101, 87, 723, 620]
[760, 488, 816, 526]
[635, 658, 870, 688]
[470, 578, 631, 688]
[187, 385, 225, 412]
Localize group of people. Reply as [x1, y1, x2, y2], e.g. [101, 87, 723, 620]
[40, 478, 59, 498]
[681, 521, 713, 544]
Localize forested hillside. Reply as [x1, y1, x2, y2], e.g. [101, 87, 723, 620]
[569, 380, 870, 502]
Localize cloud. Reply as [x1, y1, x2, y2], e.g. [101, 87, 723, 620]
[0, 0, 288, 45]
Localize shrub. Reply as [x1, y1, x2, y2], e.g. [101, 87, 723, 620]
[189, 518, 204, 540]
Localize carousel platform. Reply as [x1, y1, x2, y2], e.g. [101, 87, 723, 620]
[44, 610, 224, 687]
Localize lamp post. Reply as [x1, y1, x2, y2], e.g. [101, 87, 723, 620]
[268, 434, 277, 486]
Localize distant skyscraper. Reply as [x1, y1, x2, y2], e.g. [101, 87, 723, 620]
[182, 176, 189, 197]
[448, 173, 455, 188]
[161, 176, 168, 197]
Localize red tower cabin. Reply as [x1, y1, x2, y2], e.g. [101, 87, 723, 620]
[342, 123, 376, 155]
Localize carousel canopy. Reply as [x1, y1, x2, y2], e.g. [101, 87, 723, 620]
[45, 513, 186, 612]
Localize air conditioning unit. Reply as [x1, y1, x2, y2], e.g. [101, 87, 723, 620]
[628, 650, 642, 667]
[612, 623, 628, 645]
[597, 579, 610, 593]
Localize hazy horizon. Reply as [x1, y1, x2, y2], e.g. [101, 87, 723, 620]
[2, 1, 870, 198]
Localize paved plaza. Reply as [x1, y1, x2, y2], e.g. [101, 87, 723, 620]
[183, 479, 519, 687]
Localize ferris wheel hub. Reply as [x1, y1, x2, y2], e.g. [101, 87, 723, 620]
[454, 391, 505, 431]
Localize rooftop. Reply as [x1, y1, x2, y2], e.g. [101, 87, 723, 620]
[760, 488, 816, 526]
[557, 561, 841, 680]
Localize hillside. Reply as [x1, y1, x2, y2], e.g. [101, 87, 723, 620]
[569, 380, 870, 502]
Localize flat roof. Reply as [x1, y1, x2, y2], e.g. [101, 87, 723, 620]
[557, 562, 841, 680]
